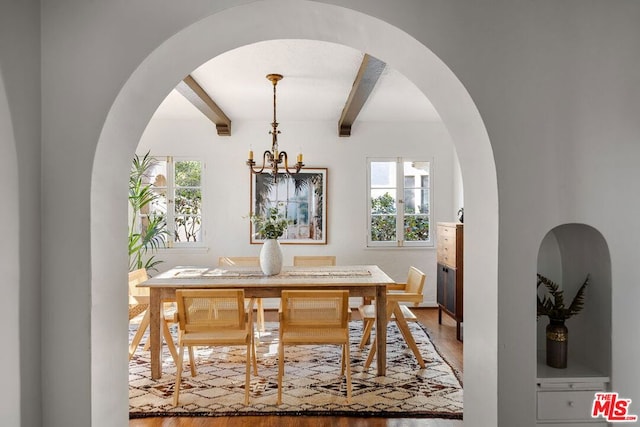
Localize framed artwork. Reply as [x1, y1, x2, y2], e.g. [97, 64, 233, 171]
[250, 168, 327, 244]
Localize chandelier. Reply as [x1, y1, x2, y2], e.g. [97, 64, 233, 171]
[247, 74, 304, 178]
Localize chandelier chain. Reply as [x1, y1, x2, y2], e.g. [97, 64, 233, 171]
[246, 74, 304, 179]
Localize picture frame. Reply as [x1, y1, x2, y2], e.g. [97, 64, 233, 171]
[250, 168, 327, 244]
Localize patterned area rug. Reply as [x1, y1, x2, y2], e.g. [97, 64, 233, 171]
[129, 321, 463, 418]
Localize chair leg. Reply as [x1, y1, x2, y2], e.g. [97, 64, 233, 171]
[129, 310, 150, 360]
[188, 346, 197, 377]
[161, 318, 179, 364]
[251, 330, 258, 376]
[277, 340, 284, 405]
[344, 342, 352, 403]
[359, 318, 374, 350]
[393, 309, 426, 368]
[173, 345, 185, 406]
[245, 341, 251, 405]
[364, 336, 377, 370]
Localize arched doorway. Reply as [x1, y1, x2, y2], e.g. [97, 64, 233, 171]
[91, 1, 498, 425]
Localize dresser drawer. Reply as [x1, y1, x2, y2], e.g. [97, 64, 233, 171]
[437, 240, 457, 266]
[437, 224, 458, 266]
[537, 390, 597, 421]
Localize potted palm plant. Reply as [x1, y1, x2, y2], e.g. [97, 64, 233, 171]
[128, 151, 168, 272]
[537, 273, 589, 368]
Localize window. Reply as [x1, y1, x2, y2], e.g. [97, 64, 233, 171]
[367, 158, 431, 247]
[143, 156, 204, 248]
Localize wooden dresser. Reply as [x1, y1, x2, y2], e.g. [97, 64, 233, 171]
[436, 222, 463, 341]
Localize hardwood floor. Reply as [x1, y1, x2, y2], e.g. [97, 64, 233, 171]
[129, 307, 463, 427]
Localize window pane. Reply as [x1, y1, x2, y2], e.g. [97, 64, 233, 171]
[371, 190, 396, 214]
[371, 190, 396, 242]
[138, 213, 168, 243]
[404, 214, 429, 241]
[174, 188, 201, 215]
[173, 216, 202, 242]
[371, 215, 397, 241]
[148, 159, 168, 188]
[149, 193, 167, 217]
[174, 160, 201, 187]
[139, 159, 167, 217]
[404, 176, 416, 213]
[402, 161, 429, 242]
[370, 161, 396, 187]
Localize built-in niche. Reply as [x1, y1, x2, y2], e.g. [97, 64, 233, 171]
[536, 223, 611, 376]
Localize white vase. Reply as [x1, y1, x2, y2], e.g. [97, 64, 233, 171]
[260, 238, 283, 276]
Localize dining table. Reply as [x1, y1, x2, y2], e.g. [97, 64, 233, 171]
[139, 264, 396, 378]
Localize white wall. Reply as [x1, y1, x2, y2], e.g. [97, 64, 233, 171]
[452, 151, 464, 220]
[24, 1, 640, 427]
[0, 59, 22, 427]
[0, 1, 41, 426]
[138, 116, 457, 306]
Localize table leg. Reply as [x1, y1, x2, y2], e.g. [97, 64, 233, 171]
[375, 285, 387, 376]
[149, 289, 162, 379]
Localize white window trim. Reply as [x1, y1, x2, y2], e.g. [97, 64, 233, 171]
[366, 157, 433, 248]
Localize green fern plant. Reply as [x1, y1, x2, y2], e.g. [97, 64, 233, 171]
[537, 273, 589, 322]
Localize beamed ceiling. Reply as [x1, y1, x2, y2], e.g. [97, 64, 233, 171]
[152, 39, 441, 135]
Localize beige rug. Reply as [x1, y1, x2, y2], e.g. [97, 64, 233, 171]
[129, 321, 463, 418]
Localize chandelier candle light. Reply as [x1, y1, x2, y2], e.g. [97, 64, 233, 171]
[247, 74, 304, 180]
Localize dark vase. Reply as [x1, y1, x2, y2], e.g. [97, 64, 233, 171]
[546, 319, 568, 368]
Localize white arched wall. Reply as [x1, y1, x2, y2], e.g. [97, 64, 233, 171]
[91, 1, 498, 425]
[0, 69, 21, 427]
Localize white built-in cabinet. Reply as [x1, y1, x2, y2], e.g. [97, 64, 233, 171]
[536, 357, 609, 425]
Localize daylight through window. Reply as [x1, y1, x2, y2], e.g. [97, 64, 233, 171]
[368, 158, 431, 247]
[142, 157, 204, 248]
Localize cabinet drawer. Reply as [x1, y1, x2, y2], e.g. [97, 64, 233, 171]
[537, 390, 597, 421]
[438, 243, 456, 268]
[437, 241, 456, 266]
[437, 224, 458, 267]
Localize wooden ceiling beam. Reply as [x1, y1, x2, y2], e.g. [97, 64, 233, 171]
[176, 75, 232, 136]
[338, 54, 386, 137]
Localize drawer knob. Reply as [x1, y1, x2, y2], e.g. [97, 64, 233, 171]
[567, 400, 574, 407]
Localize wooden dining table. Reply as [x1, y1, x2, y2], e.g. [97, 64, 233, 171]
[139, 264, 395, 379]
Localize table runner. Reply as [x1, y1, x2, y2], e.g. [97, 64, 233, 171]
[172, 268, 373, 279]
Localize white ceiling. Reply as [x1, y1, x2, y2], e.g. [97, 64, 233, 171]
[152, 39, 441, 124]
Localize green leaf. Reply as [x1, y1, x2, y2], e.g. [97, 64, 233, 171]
[536, 273, 589, 321]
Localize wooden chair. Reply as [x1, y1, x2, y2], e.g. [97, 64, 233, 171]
[358, 266, 426, 369]
[128, 268, 178, 363]
[218, 256, 265, 332]
[292, 255, 336, 267]
[173, 289, 257, 406]
[278, 290, 351, 404]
